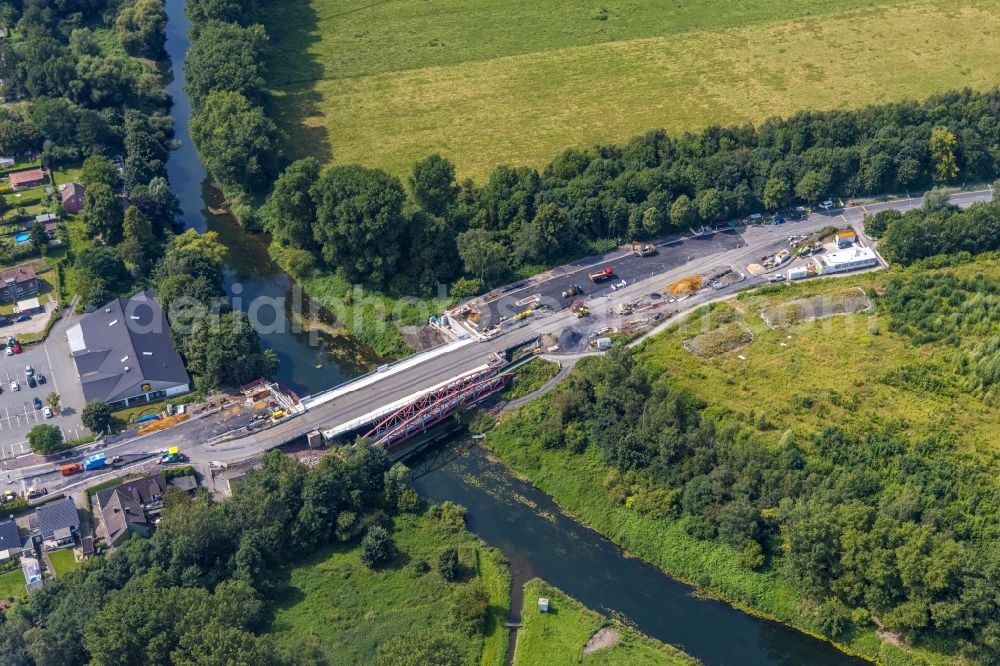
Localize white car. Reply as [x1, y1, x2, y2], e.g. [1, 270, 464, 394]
[3, 347, 11, 357]
[25, 365, 33, 376]
[10, 381, 18, 392]
[43, 407, 53, 419]
[610, 279, 628, 291]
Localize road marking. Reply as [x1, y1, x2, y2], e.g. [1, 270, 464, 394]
[43, 343, 60, 395]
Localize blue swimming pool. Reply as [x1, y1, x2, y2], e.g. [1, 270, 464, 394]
[14, 232, 30, 243]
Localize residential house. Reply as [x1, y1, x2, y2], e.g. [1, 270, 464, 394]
[67, 291, 190, 408]
[96, 488, 149, 547]
[8, 168, 46, 190]
[60, 182, 85, 214]
[35, 497, 80, 550]
[0, 519, 21, 561]
[0, 265, 40, 304]
[95, 474, 168, 547]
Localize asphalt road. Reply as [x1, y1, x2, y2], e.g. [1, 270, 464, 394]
[10, 189, 995, 497]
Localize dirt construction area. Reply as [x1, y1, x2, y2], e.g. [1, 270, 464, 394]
[760, 287, 872, 327]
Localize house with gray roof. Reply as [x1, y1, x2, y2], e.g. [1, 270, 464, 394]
[35, 497, 79, 550]
[67, 291, 190, 409]
[95, 474, 169, 548]
[0, 519, 22, 561]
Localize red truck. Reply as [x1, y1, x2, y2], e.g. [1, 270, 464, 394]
[589, 267, 614, 283]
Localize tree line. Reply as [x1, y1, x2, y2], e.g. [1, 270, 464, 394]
[868, 189, 1000, 265]
[260, 89, 1000, 297]
[505, 337, 1000, 662]
[177, 0, 1000, 298]
[1, 0, 278, 390]
[0, 448, 471, 666]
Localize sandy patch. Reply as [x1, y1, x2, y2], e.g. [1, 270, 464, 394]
[583, 626, 620, 655]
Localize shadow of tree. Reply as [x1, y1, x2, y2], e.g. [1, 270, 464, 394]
[261, 0, 333, 166]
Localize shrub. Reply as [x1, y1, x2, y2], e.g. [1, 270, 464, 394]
[360, 525, 395, 569]
[437, 547, 460, 582]
[451, 580, 489, 635]
[28, 424, 65, 454]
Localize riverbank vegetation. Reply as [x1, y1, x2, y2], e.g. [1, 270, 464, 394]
[483, 256, 1000, 665]
[0, 448, 510, 665]
[260, 0, 1000, 181]
[0, 0, 276, 388]
[514, 579, 698, 666]
[269, 507, 510, 665]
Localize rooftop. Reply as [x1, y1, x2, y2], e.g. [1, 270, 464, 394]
[815, 246, 878, 266]
[0, 519, 20, 554]
[67, 292, 188, 404]
[8, 168, 45, 187]
[95, 473, 168, 508]
[36, 497, 79, 536]
[0, 264, 37, 285]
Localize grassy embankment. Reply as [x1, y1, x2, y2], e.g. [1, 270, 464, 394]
[514, 579, 699, 666]
[268, 509, 511, 666]
[262, 0, 1000, 181]
[505, 358, 562, 401]
[483, 260, 1000, 666]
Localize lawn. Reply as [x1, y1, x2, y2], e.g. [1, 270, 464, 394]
[48, 548, 80, 577]
[0, 569, 25, 600]
[514, 579, 697, 666]
[262, 0, 1000, 180]
[267, 509, 510, 665]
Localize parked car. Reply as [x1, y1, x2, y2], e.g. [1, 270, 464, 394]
[6, 336, 14, 346]
[3, 347, 11, 357]
[768, 274, 786, 283]
[10, 381, 18, 392]
[32, 397, 42, 410]
[36, 374, 46, 384]
[13, 343, 21, 354]
[14, 314, 30, 323]
[27, 375, 36, 388]
[25, 365, 33, 377]
[0, 316, 10, 326]
[43, 407, 53, 419]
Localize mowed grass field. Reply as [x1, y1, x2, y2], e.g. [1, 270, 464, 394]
[262, 0, 1000, 181]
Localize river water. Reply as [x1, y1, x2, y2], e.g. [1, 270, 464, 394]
[162, 2, 866, 662]
[412, 444, 866, 666]
[163, 0, 370, 397]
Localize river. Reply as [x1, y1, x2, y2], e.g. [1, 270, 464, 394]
[412, 443, 866, 666]
[161, 2, 866, 662]
[163, 0, 371, 397]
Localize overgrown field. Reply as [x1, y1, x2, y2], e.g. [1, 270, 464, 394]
[513, 579, 698, 666]
[262, 0, 1000, 180]
[268, 509, 510, 665]
[483, 255, 1000, 666]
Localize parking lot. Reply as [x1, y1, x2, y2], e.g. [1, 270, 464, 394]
[0, 315, 88, 459]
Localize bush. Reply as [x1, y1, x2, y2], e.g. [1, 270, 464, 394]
[451, 580, 489, 635]
[360, 525, 395, 569]
[437, 547, 460, 582]
[28, 424, 65, 454]
[428, 501, 466, 532]
[449, 277, 483, 300]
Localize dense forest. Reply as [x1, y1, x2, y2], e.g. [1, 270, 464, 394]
[0, 448, 473, 665]
[0, 0, 275, 389]
[488, 261, 1000, 662]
